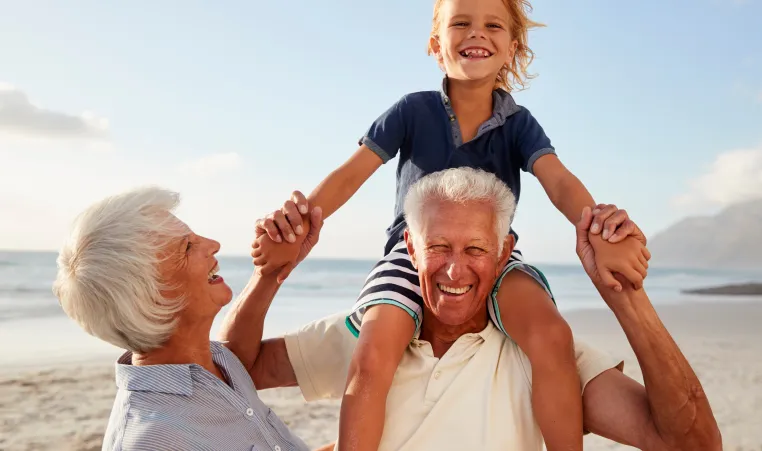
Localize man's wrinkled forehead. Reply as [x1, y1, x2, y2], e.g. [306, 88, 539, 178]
[415, 199, 498, 244]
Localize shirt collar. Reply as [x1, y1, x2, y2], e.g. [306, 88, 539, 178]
[439, 76, 520, 125]
[412, 319, 496, 347]
[114, 341, 227, 396]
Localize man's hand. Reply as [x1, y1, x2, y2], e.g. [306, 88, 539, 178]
[577, 206, 651, 292]
[580, 205, 651, 292]
[589, 203, 647, 245]
[252, 191, 324, 284]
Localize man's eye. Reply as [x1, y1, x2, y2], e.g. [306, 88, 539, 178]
[186, 241, 193, 252]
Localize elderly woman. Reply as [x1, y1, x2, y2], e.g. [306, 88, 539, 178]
[53, 187, 323, 451]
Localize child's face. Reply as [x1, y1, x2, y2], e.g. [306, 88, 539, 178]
[430, 0, 518, 85]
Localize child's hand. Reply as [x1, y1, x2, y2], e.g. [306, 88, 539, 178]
[588, 204, 651, 291]
[251, 191, 323, 283]
[589, 203, 647, 245]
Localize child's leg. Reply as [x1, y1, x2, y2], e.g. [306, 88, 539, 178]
[340, 304, 415, 451]
[340, 240, 422, 451]
[494, 267, 582, 451]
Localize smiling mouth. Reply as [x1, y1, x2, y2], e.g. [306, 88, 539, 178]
[459, 48, 493, 59]
[207, 263, 220, 283]
[437, 283, 473, 295]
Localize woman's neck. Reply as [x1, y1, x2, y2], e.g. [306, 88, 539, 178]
[419, 308, 489, 358]
[132, 318, 223, 381]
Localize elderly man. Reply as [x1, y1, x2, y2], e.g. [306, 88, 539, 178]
[225, 168, 721, 450]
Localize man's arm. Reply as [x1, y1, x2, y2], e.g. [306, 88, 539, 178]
[249, 337, 297, 389]
[588, 283, 721, 451]
[575, 209, 721, 450]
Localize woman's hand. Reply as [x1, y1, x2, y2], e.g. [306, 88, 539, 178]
[251, 191, 323, 283]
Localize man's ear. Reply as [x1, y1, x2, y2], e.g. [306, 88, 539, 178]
[497, 234, 515, 275]
[404, 229, 418, 270]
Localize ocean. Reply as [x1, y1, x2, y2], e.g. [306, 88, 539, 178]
[2, 250, 760, 367]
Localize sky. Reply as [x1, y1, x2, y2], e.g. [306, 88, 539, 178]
[0, 0, 760, 263]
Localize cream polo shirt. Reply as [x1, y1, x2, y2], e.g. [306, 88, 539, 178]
[284, 312, 622, 451]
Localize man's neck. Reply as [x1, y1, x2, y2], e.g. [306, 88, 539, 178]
[447, 77, 495, 125]
[419, 308, 489, 358]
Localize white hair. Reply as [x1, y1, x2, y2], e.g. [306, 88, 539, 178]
[52, 186, 186, 353]
[403, 167, 517, 253]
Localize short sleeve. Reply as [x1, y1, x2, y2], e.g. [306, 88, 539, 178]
[359, 97, 409, 163]
[284, 311, 357, 402]
[513, 107, 556, 174]
[574, 339, 624, 391]
[517, 338, 622, 394]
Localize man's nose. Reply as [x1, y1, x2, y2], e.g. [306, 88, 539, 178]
[446, 258, 464, 280]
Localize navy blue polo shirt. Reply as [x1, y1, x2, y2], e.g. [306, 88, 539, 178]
[362, 79, 556, 255]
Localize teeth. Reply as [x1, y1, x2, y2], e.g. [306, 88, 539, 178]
[463, 48, 490, 58]
[207, 264, 219, 281]
[437, 284, 472, 295]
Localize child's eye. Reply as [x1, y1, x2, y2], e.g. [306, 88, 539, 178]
[487, 23, 503, 29]
[452, 21, 469, 28]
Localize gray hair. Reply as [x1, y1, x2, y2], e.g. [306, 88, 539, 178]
[53, 186, 186, 353]
[403, 168, 517, 253]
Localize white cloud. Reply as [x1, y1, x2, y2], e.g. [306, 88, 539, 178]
[0, 83, 108, 140]
[674, 146, 762, 207]
[176, 152, 241, 178]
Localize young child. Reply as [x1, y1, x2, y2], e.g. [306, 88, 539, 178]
[254, 0, 648, 449]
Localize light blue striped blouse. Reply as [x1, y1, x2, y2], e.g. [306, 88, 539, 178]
[102, 341, 310, 451]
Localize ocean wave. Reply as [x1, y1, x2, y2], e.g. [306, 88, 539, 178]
[0, 286, 53, 295]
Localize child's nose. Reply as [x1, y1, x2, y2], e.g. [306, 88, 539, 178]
[468, 26, 488, 40]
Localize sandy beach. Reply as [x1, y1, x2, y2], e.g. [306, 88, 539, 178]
[2, 300, 761, 451]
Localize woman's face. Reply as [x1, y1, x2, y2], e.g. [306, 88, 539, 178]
[158, 216, 233, 322]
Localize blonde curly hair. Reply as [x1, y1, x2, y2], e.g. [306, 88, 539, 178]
[427, 0, 543, 92]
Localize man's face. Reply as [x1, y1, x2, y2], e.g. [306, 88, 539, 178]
[406, 199, 512, 327]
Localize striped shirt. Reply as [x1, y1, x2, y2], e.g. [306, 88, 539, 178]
[102, 341, 309, 451]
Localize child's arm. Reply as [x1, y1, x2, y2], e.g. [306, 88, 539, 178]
[532, 154, 596, 225]
[308, 145, 384, 219]
[532, 155, 643, 244]
[532, 154, 648, 290]
[253, 145, 383, 280]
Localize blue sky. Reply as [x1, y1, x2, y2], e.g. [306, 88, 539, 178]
[1, 0, 760, 262]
